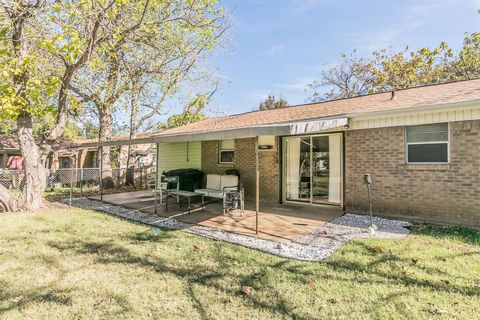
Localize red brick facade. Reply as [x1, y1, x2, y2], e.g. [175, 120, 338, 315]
[200, 120, 480, 228]
[345, 120, 480, 228]
[201, 138, 280, 203]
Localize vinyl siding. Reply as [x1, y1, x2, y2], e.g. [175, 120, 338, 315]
[349, 104, 480, 130]
[156, 141, 201, 180]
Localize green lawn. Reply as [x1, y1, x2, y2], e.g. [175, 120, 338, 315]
[0, 207, 479, 320]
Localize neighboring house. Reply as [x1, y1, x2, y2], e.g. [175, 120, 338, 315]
[0, 136, 99, 170]
[0, 136, 155, 171]
[92, 79, 480, 229]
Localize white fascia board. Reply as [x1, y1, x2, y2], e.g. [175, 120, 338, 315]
[347, 99, 480, 120]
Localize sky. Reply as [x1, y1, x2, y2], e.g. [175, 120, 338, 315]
[205, 0, 480, 115]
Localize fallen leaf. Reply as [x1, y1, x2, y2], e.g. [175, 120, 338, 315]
[431, 305, 447, 314]
[308, 283, 317, 290]
[241, 286, 253, 295]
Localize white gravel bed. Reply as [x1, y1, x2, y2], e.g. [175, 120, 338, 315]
[66, 198, 411, 261]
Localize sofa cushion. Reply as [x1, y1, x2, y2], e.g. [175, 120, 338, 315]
[206, 174, 221, 190]
[207, 190, 225, 198]
[194, 188, 211, 196]
[220, 175, 238, 191]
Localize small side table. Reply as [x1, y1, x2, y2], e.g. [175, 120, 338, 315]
[166, 190, 204, 214]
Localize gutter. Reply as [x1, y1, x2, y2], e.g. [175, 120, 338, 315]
[346, 99, 480, 119]
[67, 98, 480, 149]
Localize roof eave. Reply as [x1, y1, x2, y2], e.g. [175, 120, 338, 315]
[347, 98, 480, 119]
[66, 98, 480, 148]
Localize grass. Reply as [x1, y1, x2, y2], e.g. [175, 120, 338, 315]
[0, 207, 479, 320]
[43, 186, 143, 201]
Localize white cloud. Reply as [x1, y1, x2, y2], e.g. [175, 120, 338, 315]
[268, 43, 286, 56]
[351, 0, 476, 51]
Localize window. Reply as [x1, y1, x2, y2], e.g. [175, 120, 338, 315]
[406, 123, 449, 163]
[219, 139, 234, 163]
[59, 156, 72, 169]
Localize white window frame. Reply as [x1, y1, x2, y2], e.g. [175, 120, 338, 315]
[219, 139, 235, 164]
[405, 122, 450, 164]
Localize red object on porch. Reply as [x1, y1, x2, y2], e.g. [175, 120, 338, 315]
[7, 155, 23, 170]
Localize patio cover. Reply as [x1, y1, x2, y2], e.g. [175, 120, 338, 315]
[289, 117, 349, 135]
[72, 116, 350, 148]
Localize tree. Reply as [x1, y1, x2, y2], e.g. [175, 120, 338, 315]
[0, 0, 119, 211]
[68, 0, 229, 188]
[445, 32, 480, 80]
[306, 51, 374, 102]
[307, 33, 480, 102]
[259, 94, 288, 110]
[165, 91, 215, 129]
[0, 1, 181, 211]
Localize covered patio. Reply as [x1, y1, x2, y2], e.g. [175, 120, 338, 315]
[90, 190, 342, 243]
[72, 115, 350, 243]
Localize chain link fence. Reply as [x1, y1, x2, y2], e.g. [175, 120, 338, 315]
[0, 166, 155, 192]
[0, 169, 25, 190]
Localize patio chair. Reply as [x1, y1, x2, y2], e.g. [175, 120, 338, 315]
[195, 174, 244, 215]
[153, 175, 180, 204]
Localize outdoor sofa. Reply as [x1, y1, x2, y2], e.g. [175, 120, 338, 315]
[195, 174, 243, 214]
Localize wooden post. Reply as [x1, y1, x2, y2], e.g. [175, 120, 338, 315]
[255, 136, 259, 235]
[154, 150, 158, 214]
[99, 145, 103, 201]
[79, 167, 83, 197]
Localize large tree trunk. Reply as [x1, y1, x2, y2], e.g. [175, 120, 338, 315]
[0, 116, 48, 212]
[0, 5, 49, 212]
[125, 142, 137, 186]
[99, 107, 114, 189]
[16, 115, 47, 210]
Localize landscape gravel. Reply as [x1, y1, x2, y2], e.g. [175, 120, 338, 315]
[67, 198, 411, 261]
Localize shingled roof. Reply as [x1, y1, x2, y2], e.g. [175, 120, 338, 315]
[6, 79, 479, 149]
[152, 78, 480, 137]
[0, 136, 96, 151]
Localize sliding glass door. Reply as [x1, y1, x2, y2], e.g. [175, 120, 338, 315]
[283, 133, 342, 205]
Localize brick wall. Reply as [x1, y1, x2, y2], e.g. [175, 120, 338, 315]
[345, 120, 480, 229]
[201, 138, 280, 203]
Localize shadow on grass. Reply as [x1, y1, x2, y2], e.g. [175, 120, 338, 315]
[0, 285, 73, 314]
[40, 227, 480, 320]
[121, 230, 176, 243]
[411, 224, 480, 245]
[324, 241, 479, 297]
[45, 237, 313, 320]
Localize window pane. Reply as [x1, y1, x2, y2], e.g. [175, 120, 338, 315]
[220, 139, 234, 150]
[407, 131, 449, 143]
[408, 143, 448, 163]
[220, 150, 234, 163]
[406, 123, 448, 142]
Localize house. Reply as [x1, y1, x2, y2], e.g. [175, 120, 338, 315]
[78, 79, 480, 229]
[0, 136, 100, 170]
[0, 136, 155, 171]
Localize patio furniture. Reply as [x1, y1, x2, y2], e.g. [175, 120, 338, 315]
[195, 174, 244, 215]
[164, 168, 204, 192]
[153, 175, 180, 205]
[224, 189, 244, 215]
[165, 190, 204, 214]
